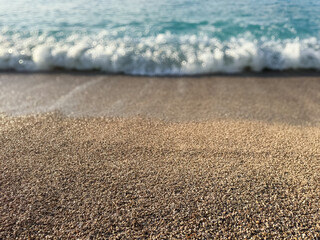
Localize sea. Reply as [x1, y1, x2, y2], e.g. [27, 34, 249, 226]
[1, 0, 320, 75]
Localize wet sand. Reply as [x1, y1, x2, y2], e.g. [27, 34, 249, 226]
[0, 74, 320, 239]
[1, 73, 320, 125]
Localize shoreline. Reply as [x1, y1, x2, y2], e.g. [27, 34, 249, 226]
[1, 73, 319, 125]
[2, 70, 320, 78]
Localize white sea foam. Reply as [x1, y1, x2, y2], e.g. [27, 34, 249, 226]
[1, 33, 320, 75]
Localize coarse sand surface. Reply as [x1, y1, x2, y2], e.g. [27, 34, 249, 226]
[1, 113, 319, 239]
[1, 74, 320, 239]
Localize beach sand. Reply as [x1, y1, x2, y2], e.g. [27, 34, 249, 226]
[0, 73, 320, 239]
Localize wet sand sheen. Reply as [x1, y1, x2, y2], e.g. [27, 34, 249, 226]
[0, 74, 320, 238]
[1, 73, 320, 125]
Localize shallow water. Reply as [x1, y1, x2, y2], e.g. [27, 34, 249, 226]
[1, 0, 320, 75]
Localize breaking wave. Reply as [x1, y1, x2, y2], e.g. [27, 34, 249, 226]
[1, 32, 320, 75]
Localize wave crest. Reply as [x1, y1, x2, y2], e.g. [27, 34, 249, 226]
[1, 33, 320, 75]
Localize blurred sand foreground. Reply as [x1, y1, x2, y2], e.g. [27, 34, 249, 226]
[0, 74, 319, 239]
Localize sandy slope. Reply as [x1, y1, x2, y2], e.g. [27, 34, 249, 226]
[0, 74, 320, 239]
[1, 114, 319, 239]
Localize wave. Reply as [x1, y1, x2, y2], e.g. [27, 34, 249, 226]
[1, 32, 320, 75]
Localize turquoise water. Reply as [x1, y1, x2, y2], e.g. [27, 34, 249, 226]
[1, 0, 320, 75]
